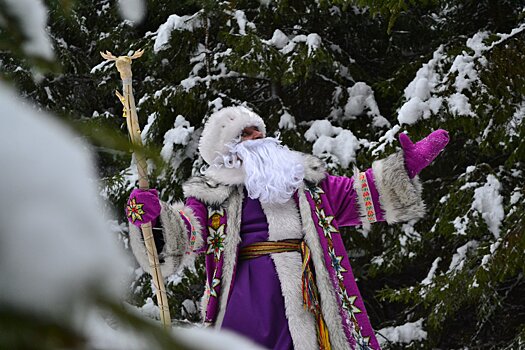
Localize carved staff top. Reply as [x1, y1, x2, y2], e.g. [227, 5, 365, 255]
[100, 49, 148, 188]
[100, 49, 144, 81]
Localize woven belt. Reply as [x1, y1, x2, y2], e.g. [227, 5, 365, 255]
[239, 239, 302, 259]
[239, 239, 332, 350]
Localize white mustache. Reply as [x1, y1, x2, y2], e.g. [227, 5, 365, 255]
[219, 137, 304, 204]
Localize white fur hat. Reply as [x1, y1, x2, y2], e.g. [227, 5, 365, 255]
[199, 106, 266, 165]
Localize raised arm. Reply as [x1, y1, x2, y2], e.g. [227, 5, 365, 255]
[323, 129, 449, 228]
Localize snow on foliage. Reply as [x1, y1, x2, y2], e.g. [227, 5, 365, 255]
[117, 0, 146, 24]
[448, 240, 478, 272]
[510, 190, 523, 205]
[233, 10, 255, 35]
[344, 82, 389, 127]
[85, 304, 267, 350]
[161, 115, 195, 161]
[280, 33, 322, 56]
[452, 215, 469, 236]
[90, 59, 113, 74]
[209, 97, 225, 112]
[481, 239, 502, 268]
[175, 328, 267, 350]
[397, 23, 525, 126]
[371, 124, 401, 156]
[3, 0, 54, 59]
[138, 297, 161, 320]
[377, 319, 427, 346]
[398, 46, 444, 125]
[507, 101, 525, 138]
[84, 310, 151, 349]
[179, 44, 237, 91]
[304, 120, 360, 168]
[304, 120, 336, 141]
[421, 257, 442, 286]
[141, 112, 158, 143]
[153, 12, 203, 53]
[305, 33, 322, 56]
[0, 82, 129, 317]
[262, 29, 290, 49]
[278, 110, 296, 129]
[471, 174, 505, 239]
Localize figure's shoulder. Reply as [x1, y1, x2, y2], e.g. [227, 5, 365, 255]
[182, 175, 236, 206]
[300, 153, 327, 185]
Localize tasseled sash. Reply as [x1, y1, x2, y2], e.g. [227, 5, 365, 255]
[239, 239, 332, 350]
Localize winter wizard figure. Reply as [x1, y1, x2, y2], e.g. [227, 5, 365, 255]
[127, 106, 449, 350]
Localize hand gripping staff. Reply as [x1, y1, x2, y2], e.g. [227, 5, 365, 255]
[100, 50, 171, 329]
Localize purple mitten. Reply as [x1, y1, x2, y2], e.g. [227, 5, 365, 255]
[126, 188, 161, 227]
[399, 129, 449, 178]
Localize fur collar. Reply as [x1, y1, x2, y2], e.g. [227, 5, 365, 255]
[183, 153, 326, 205]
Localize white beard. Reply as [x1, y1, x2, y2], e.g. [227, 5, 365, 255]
[219, 138, 305, 204]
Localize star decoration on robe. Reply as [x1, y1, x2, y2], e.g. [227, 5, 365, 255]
[340, 288, 362, 316]
[209, 277, 221, 298]
[207, 224, 226, 261]
[306, 185, 325, 206]
[306, 184, 325, 197]
[328, 247, 347, 278]
[355, 336, 372, 350]
[316, 209, 339, 238]
[126, 198, 145, 223]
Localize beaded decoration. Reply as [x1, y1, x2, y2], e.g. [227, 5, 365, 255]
[358, 172, 377, 224]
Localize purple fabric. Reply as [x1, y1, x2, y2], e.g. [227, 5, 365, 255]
[183, 197, 209, 254]
[221, 196, 294, 350]
[126, 188, 161, 227]
[317, 175, 384, 349]
[323, 172, 385, 226]
[399, 129, 449, 178]
[185, 169, 390, 349]
[184, 197, 209, 231]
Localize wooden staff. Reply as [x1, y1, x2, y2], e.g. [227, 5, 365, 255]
[100, 49, 171, 329]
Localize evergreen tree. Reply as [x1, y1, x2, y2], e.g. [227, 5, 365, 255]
[2, 0, 523, 348]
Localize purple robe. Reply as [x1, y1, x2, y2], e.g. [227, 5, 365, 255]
[221, 195, 294, 350]
[130, 152, 425, 350]
[183, 170, 385, 350]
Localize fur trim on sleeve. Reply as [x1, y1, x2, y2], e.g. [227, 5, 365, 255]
[371, 151, 426, 224]
[129, 201, 203, 277]
[302, 154, 327, 184]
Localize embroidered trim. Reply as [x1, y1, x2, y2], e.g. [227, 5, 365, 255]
[179, 210, 198, 254]
[204, 207, 225, 322]
[207, 224, 226, 261]
[305, 184, 373, 349]
[358, 172, 377, 224]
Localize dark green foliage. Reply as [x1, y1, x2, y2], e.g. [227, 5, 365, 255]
[127, 257, 206, 323]
[2, 0, 524, 348]
[167, 260, 206, 323]
[0, 307, 86, 350]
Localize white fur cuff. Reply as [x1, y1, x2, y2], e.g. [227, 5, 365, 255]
[129, 201, 203, 277]
[371, 152, 426, 224]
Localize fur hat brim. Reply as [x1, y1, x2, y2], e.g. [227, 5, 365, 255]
[199, 106, 266, 165]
